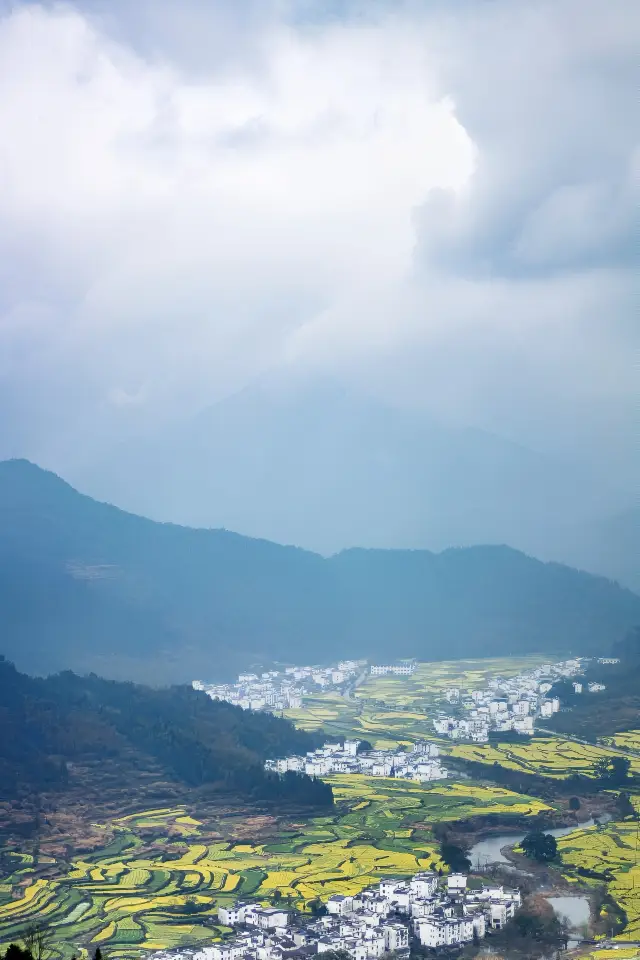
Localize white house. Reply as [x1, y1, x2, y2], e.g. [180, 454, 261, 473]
[383, 925, 409, 951]
[248, 908, 289, 930]
[326, 895, 354, 916]
[410, 872, 439, 898]
[447, 874, 468, 892]
[219, 903, 250, 926]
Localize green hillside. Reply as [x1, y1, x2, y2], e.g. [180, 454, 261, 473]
[0, 657, 329, 811]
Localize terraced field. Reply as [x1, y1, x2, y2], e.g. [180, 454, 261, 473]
[558, 802, 640, 946]
[284, 656, 548, 745]
[603, 730, 640, 754]
[449, 737, 640, 779]
[0, 778, 551, 958]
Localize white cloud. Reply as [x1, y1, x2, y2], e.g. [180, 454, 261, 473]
[0, 0, 637, 486]
[0, 3, 474, 433]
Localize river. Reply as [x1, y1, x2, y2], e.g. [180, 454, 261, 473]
[469, 815, 610, 866]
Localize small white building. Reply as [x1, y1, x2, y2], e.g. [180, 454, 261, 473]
[447, 873, 467, 892]
[383, 925, 409, 951]
[326, 895, 354, 916]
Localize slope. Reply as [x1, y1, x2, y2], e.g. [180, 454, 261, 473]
[0, 656, 329, 811]
[1, 458, 639, 683]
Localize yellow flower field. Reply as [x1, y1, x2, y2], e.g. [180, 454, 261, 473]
[448, 737, 640, 779]
[558, 817, 640, 943]
[603, 730, 640, 753]
[0, 773, 556, 958]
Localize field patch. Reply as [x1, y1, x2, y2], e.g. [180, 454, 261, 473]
[448, 736, 640, 779]
[558, 814, 640, 944]
[0, 776, 553, 959]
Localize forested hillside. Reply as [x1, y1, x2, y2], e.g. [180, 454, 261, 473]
[1, 459, 639, 683]
[0, 657, 330, 808]
[545, 627, 640, 740]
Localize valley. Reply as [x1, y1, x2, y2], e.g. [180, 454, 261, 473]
[2, 654, 639, 960]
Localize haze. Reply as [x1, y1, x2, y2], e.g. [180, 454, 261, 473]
[0, 0, 637, 586]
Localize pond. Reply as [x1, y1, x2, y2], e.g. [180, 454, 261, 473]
[468, 815, 610, 866]
[546, 895, 590, 929]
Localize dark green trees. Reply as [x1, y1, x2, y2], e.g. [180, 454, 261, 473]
[520, 831, 558, 862]
[594, 756, 631, 785]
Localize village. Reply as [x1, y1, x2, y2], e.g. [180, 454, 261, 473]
[193, 661, 363, 712]
[194, 655, 613, 746]
[177, 872, 522, 960]
[265, 739, 447, 782]
[432, 657, 609, 743]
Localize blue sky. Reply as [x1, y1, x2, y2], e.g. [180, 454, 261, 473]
[0, 0, 637, 489]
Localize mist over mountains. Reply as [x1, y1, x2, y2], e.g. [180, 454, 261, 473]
[1, 458, 638, 686]
[68, 379, 638, 590]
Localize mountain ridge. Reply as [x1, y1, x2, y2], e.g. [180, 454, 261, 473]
[1, 458, 639, 685]
[64, 378, 635, 589]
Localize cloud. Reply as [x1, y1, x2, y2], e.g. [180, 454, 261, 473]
[0, 0, 637, 487]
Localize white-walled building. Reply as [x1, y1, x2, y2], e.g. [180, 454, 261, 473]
[212, 872, 521, 960]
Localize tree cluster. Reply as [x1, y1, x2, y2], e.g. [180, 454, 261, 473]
[520, 831, 558, 862]
[0, 657, 332, 808]
[1, 932, 105, 960]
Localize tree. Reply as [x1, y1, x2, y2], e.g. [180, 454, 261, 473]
[94, 949, 103, 960]
[594, 756, 631, 785]
[5, 947, 33, 960]
[616, 791, 636, 819]
[440, 843, 472, 873]
[22, 925, 53, 960]
[569, 796, 581, 811]
[309, 898, 327, 917]
[520, 831, 558, 862]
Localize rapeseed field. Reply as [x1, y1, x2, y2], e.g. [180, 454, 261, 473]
[0, 775, 552, 958]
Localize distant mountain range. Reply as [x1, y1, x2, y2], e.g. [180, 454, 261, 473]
[1, 459, 638, 685]
[68, 379, 638, 591]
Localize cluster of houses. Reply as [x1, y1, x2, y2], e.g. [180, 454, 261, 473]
[369, 661, 417, 677]
[265, 739, 447, 783]
[193, 661, 362, 714]
[184, 872, 522, 960]
[432, 657, 599, 743]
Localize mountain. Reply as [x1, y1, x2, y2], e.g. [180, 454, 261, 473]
[561, 508, 640, 593]
[0, 656, 330, 811]
[67, 378, 635, 586]
[1, 459, 639, 684]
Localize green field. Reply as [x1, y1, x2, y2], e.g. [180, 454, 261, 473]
[449, 736, 640, 779]
[603, 730, 640, 754]
[284, 656, 549, 745]
[558, 796, 640, 947]
[0, 778, 551, 958]
[3, 655, 639, 957]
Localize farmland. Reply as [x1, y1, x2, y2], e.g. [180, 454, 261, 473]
[448, 736, 640, 779]
[558, 802, 640, 946]
[0, 778, 551, 958]
[3, 655, 640, 957]
[603, 730, 640, 754]
[284, 656, 549, 744]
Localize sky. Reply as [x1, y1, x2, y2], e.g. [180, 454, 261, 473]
[0, 0, 638, 490]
